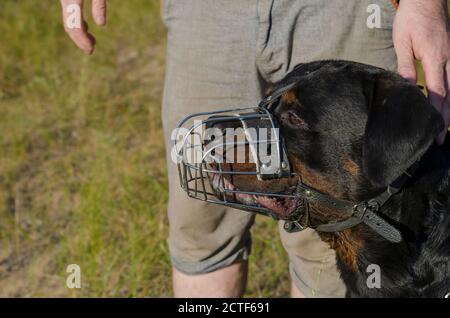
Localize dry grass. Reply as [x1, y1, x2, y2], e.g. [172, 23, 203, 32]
[0, 0, 289, 297]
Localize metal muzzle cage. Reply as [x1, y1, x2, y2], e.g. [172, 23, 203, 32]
[173, 105, 298, 219]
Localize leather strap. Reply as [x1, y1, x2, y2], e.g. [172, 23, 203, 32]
[283, 161, 420, 243]
[258, 81, 298, 109]
[315, 201, 403, 243]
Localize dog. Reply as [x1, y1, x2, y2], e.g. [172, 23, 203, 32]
[208, 60, 450, 297]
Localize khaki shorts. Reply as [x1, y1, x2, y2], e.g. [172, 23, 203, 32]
[162, 0, 397, 297]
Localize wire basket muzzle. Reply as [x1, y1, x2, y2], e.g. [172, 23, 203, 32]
[172, 106, 296, 218]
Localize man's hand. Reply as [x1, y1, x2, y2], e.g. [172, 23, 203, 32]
[393, 0, 450, 144]
[60, 0, 107, 54]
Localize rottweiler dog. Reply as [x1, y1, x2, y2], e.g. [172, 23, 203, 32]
[209, 60, 450, 297]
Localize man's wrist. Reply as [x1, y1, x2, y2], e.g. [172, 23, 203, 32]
[400, 0, 448, 19]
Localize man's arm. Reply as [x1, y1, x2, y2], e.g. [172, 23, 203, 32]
[60, 0, 107, 54]
[393, 0, 450, 144]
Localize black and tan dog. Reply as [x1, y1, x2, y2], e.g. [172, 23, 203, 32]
[210, 60, 450, 297]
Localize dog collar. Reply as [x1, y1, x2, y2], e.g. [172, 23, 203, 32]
[283, 160, 420, 243]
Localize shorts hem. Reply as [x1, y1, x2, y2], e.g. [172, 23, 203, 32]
[171, 240, 252, 275]
[289, 262, 346, 298]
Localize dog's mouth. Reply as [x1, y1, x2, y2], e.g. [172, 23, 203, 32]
[209, 172, 300, 218]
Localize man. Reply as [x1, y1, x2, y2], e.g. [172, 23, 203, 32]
[59, 0, 450, 297]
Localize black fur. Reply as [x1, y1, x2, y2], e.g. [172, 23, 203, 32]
[272, 60, 449, 297]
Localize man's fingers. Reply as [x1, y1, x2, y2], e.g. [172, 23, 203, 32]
[423, 58, 447, 144]
[446, 63, 450, 101]
[439, 63, 450, 144]
[61, 0, 96, 54]
[92, 0, 107, 26]
[436, 95, 449, 144]
[423, 58, 447, 112]
[69, 21, 96, 54]
[396, 44, 417, 84]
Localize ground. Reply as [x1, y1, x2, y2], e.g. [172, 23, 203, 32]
[0, 0, 290, 297]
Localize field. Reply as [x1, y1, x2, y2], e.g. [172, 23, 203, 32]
[1, 0, 446, 298]
[0, 0, 290, 297]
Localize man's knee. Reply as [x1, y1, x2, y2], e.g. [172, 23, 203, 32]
[168, 195, 255, 274]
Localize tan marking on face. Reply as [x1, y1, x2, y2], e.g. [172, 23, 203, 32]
[281, 91, 298, 105]
[289, 154, 360, 227]
[341, 156, 360, 177]
[289, 155, 342, 197]
[218, 162, 297, 193]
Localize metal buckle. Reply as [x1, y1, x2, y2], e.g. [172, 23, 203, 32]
[367, 199, 381, 211]
[352, 200, 380, 219]
[283, 198, 308, 233]
[283, 220, 305, 233]
[352, 202, 369, 218]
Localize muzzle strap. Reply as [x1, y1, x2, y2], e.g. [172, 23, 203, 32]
[315, 201, 403, 243]
[284, 161, 420, 243]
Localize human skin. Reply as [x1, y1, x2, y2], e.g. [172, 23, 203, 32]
[393, 0, 450, 144]
[59, 0, 106, 54]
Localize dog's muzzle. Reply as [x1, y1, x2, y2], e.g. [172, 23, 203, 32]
[173, 82, 305, 222]
[174, 110, 300, 219]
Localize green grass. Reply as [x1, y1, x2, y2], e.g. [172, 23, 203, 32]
[2, 0, 445, 298]
[0, 0, 289, 297]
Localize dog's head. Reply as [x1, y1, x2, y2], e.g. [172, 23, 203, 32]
[208, 60, 444, 225]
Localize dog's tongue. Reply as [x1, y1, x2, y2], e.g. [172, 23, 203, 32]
[255, 195, 299, 218]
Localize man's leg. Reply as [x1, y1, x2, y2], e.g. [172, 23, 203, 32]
[255, 0, 398, 297]
[291, 282, 305, 298]
[161, 0, 264, 297]
[173, 261, 248, 298]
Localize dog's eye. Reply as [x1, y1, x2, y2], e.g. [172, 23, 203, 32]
[281, 111, 309, 130]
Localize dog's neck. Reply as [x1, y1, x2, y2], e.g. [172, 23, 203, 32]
[378, 143, 450, 238]
[319, 143, 450, 297]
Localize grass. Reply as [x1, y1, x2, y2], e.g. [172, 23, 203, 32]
[1, 0, 445, 298]
[0, 0, 289, 297]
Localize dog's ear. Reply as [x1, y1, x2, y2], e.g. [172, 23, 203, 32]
[362, 80, 444, 186]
